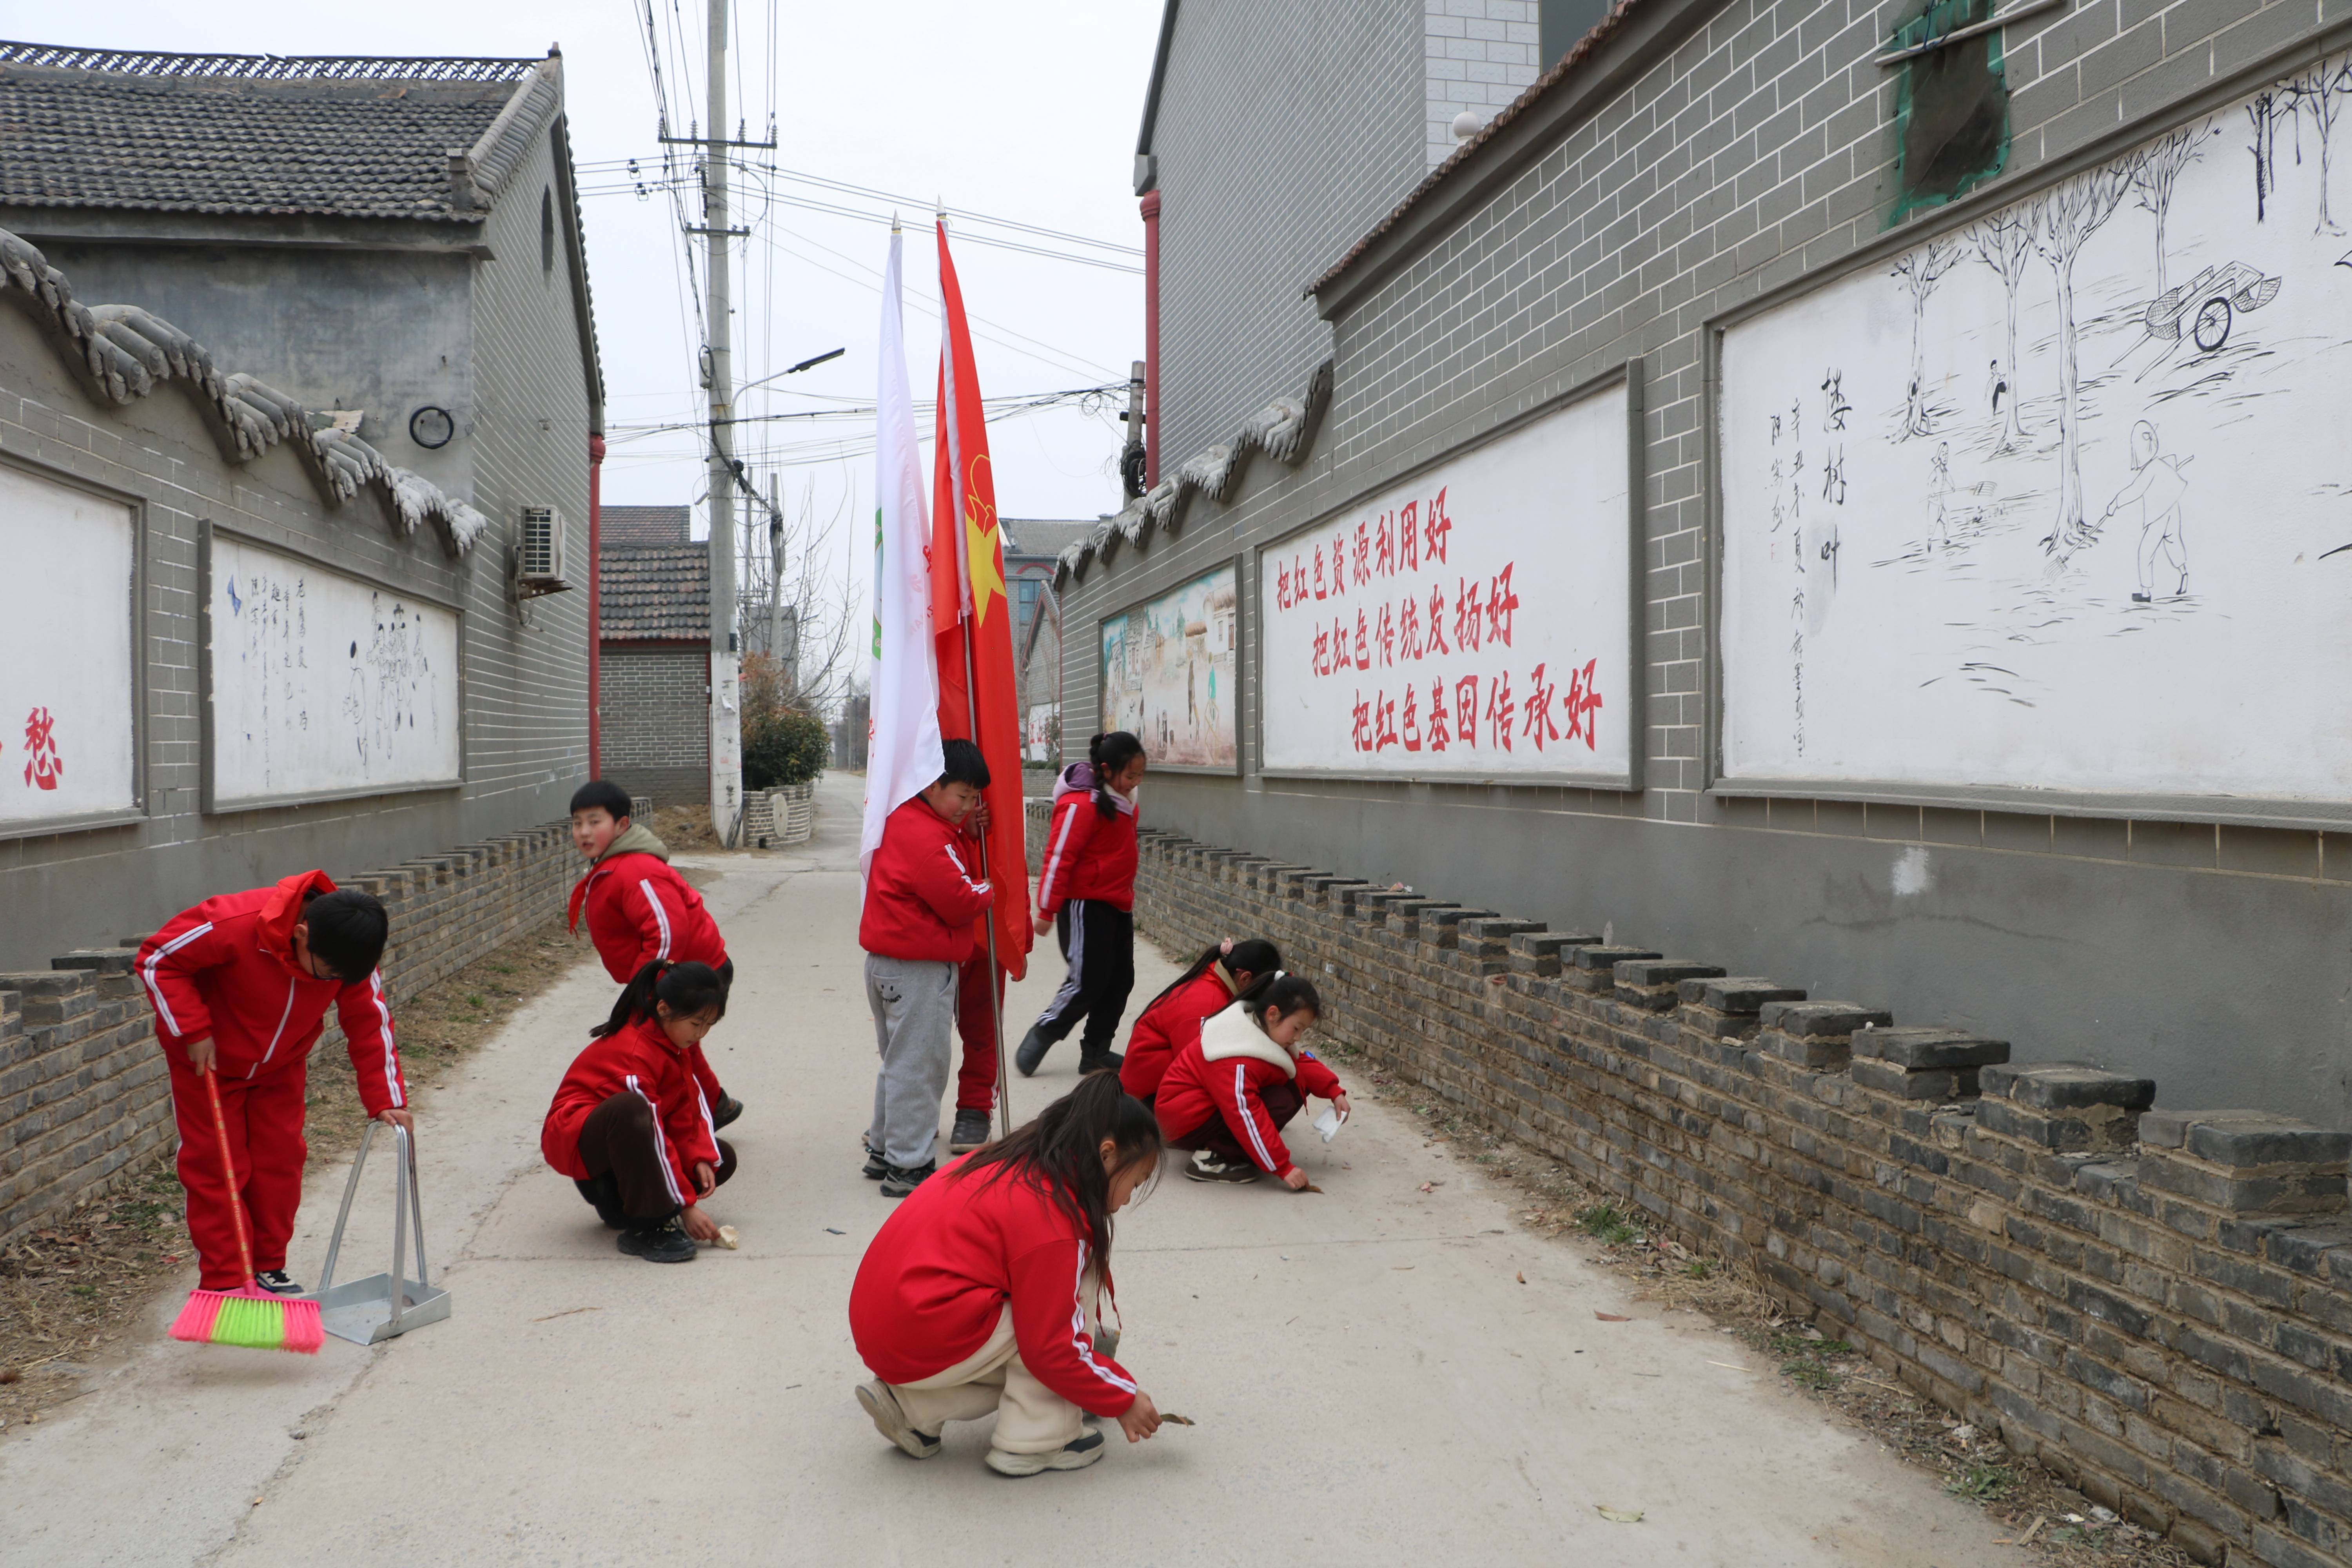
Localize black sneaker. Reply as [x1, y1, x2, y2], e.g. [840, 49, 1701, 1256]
[617, 1222, 696, 1263]
[861, 1132, 888, 1181]
[985, 1428, 1107, 1476]
[1183, 1149, 1260, 1184]
[879, 1160, 936, 1199]
[1014, 1025, 1051, 1077]
[1077, 1048, 1125, 1076]
[949, 1108, 993, 1154]
[252, 1269, 304, 1295]
[713, 1095, 745, 1131]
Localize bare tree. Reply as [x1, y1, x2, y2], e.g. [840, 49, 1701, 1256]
[2287, 62, 2352, 233]
[2034, 163, 2139, 561]
[735, 475, 859, 711]
[2132, 125, 2203, 296]
[1892, 238, 1964, 438]
[2248, 89, 2283, 222]
[1970, 209, 2036, 454]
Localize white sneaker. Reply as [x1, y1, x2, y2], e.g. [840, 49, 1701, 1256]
[985, 1429, 1106, 1476]
[856, 1379, 942, 1459]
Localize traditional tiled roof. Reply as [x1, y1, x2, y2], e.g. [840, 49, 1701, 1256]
[1001, 519, 1095, 563]
[600, 543, 709, 643]
[602, 505, 690, 546]
[0, 41, 550, 221]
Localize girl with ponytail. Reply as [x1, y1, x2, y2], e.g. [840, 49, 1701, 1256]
[540, 961, 737, 1264]
[1117, 936, 1282, 1104]
[1016, 730, 1147, 1080]
[1152, 971, 1348, 1189]
[849, 1072, 1166, 1477]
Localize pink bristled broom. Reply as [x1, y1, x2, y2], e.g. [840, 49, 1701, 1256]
[167, 1068, 323, 1354]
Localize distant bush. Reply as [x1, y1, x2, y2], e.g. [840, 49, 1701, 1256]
[744, 709, 828, 789]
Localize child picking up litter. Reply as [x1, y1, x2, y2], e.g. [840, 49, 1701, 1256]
[541, 960, 735, 1264]
[1117, 937, 1280, 1105]
[567, 780, 743, 1129]
[138, 873, 409, 1296]
[849, 1073, 1165, 1477]
[1154, 974, 1347, 1187]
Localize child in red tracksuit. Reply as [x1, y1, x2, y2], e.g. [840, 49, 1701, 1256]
[566, 780, 742, 1130]
[860, 740, 995, 1196]
[137, 873, 409, 1295]
[1156, 974, 1348, 1189]
[542, 960, 735, 1264]
[1117, 937, 1281, 1105]
[849, 1073, 1165, 1477]
[1016, 731, 1146, 1079]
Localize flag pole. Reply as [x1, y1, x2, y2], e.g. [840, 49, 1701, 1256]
[941, 211, 1016, 1142]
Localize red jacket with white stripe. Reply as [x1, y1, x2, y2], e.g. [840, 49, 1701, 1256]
[1154, 1004, 1343, 1177]
[858, 798, 994, 964]
[136, 871, 408, 1117]
[849, 1154, 1138, 1418]
[568, 826, 728, 983]
[1118, 964, 1240, 1100]
[540, 1014, 720, 1206]
[1034, 764, 1138, 918]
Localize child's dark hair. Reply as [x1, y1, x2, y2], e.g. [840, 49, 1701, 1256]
[1236, 970, 1321, 1028]
[570, 779, 633, 821]
[957, 1072, 1161, 1269]
[1144, 937, 1281, 1013]
[592, 960, 729, 1038]
[301, 889, 389, 981]
[1084, 731, 1145, 817]
[937, 737, 991, 790]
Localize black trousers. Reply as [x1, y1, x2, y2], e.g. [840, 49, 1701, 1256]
[572, 1090, 737, 1231]
[1031, 899, 1135, 1055]
[1170, 1082, 1305, 1169]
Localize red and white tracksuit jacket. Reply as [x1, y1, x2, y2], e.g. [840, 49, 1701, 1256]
[541, 1014, 721, 1209]
[568, 822, 731, 1104]
[1118, 964, 1240, 1101]
[136, 871, 408, 1289]
[849, 1155, 1138, 1419]
[858, 798, 993, 963]
[1033, 764, 1138, 919]
[1154, 1004, 1344, 1178]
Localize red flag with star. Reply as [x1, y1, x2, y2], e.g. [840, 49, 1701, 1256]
[930, 225, 1032, 980]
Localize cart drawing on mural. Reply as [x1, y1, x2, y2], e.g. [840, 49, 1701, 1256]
[2127, 261, 2282, 379]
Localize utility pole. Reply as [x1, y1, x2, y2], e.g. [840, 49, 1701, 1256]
[766, 472, 785, 676]
[1120, 358, 1147, 500]
[703, 0, 742, 846]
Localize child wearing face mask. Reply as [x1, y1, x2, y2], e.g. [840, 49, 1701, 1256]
[1153, 973, 1348, 1188]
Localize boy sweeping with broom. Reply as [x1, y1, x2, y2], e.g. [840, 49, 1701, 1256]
[138, 872, 411, 1316]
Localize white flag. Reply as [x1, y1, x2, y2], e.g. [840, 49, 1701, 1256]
[860, 230, 945, 884]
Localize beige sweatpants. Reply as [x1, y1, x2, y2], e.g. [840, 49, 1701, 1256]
[886, 1292, 1106, 1455]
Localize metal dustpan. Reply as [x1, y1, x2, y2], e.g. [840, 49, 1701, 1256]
[307, 1121, 450, 1345]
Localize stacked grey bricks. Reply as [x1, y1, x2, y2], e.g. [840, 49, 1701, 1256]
[1123, 829, 2352, 1568]
[0, 820, 575, 1251]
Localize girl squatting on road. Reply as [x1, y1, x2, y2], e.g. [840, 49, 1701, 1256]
[1118, 937, 1281, 1107]
[1155, 973, 1348, 1188]
[1017, 731, 1147, 1079]
[849, 1072, 1165, 1476]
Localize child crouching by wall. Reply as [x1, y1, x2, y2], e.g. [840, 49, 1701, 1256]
[1154, 974, 1347, 1189]
[1117, 936, 1281, 1107]
[541, 961, 735, 1264]
[848, 1073, 1165, 1477]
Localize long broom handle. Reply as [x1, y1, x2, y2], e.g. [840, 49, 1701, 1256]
[200, 1067, 256, 1286]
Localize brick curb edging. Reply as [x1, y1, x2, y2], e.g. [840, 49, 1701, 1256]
[0, 822, 577, 1251]
[1049, 804, 2352, 1568]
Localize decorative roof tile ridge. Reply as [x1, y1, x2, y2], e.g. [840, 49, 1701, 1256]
[0, 40, 543, 82]
[0, 224, 490, 554]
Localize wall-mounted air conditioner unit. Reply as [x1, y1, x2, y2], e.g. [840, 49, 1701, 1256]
[512, 506, 571, 601]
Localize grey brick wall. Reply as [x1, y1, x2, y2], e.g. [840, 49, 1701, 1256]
[1425, 0, 1544, 164]
[1126, 826, 2352, 1568]
[1072, 0, 2352, 1127]
[0, 820, 576, 1250]
[598, 645, 708, 807]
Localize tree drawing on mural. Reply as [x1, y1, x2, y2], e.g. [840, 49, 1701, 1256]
[1968, 209, 2036, 453]
[2132, 125, 2204, 296]
[2248, 88, 2283, 221]
[2287, 63, 2352, 233]
[2033, 164, 2137, 562]
[1893, 240, 1964, 438]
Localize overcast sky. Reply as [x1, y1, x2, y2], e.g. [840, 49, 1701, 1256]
[33, 1, 1164, 647]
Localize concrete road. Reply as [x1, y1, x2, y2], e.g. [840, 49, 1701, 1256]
[0, 774, 2014, 1566]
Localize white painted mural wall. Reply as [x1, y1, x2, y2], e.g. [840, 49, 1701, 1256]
[1720, 50, 2352, 811]
[0, 463, 136, 826]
